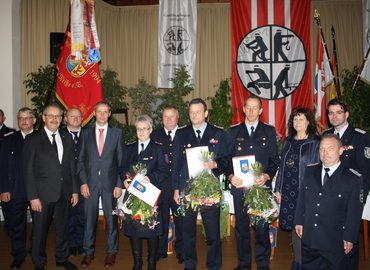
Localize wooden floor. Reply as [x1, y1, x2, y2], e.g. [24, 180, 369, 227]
[0, 219, 369, 270]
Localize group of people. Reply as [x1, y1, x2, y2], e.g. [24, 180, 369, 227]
[0, 96, 369, 270]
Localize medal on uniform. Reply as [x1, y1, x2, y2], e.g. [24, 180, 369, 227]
[238, 147, 242, 151]
[286, 156, 294, 168]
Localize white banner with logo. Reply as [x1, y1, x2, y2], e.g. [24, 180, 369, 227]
[158, 0, 196, 88]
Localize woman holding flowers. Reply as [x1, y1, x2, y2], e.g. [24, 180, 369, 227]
[119, 115, 169, 270]
[274, 106, 320, 270]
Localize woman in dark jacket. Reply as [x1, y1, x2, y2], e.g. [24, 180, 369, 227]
[274, 106, 320, 270]
[119, 115, 169, 270]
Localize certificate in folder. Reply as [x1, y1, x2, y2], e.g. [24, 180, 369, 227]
[232, 155, 256, 188]
[185, 146, 209, 178]
[127, 173, 162, 207]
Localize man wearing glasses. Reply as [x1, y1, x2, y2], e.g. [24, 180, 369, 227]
[0, 107, 36, 269]
[324, 98, 370, 270]
[23, 104, 79, 270]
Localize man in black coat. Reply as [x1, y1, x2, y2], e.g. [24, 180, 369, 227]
[227, 95, 279, 270]
[23, 104, 79, 270]
[323, 98, 370, 269]
[0, 109, 16, 149]
[0, 107, 36, 270]
[174, 98, 229, 270]
[61, 108, 85, 258]
[150, 106, 184, 264]
[295, 133, 363, 270]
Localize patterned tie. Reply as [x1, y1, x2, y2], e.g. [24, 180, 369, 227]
[71, 131, 79, 144]
[98, 128, 104, 156]
[196, 130, 201, 145]
[168, 130, 172, 142]
[323, 167, 330, 186]
[51, 133, 58, 154]
[250, 126, 255, 139]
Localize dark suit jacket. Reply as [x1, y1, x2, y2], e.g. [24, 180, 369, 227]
[0, 131, 27, 199]
[77, 124, 124, 191]
[174, 123, 229, 191]
[0, 124, 15, 150]
[227, 121, 280, 197]
[324, 125, 370, 200]
[118, 139, 169, 237]
[151, 128, 175, 191]
[294, 163, 363, 252]
[23, 128, 79, 202]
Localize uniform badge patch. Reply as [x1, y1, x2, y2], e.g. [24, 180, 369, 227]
[364, 147, 370, 159]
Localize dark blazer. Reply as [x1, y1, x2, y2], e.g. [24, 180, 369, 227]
[274, 133, 320, 193]
[0, 124, 15, 149]
[119, 139, 169, 237]
[0, 131, 27, 199]
[23, 128, 79, 202]
[227, 121, 280, 197]
[77, 124, 124, 191]
[174, 123, 229, 191]
[294, 163, 363, 252]
[324, 125, 370, 200]
[151, 128, 175, 191]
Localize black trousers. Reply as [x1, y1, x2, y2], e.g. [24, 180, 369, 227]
[157, 190, 183, 255]
[68, 194, 85, 248]
[1, 198, 29, 260]
[31, 194, 70, 267]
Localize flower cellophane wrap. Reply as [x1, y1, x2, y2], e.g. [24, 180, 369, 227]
[113, 163, 159, 231]
[243, 162, 279, 227]
[181, 151, 223, 215]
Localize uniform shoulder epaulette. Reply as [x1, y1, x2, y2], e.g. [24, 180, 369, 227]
[154, 141, 163, 145]
[230, 123, 241, 128]
[323, 127, 333, 132]
[4, 131, 15, 137]
[263, 122, 275, 127]
[213, 124, 224, 130]
[307, 163, 319, 167]
[355, 128, 366, 134]
[126, 141, 136, 146]
[349, 168, 362, 177]
[178, 125, 186, 130]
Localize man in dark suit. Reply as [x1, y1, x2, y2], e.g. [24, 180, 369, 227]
[62, 108, 85, 258]
[174, 98, 229, 270]
[150, 106, 184, 264]
[227, 95, 279, 270]
[295, 133, 363, 270]
[323, 98, 370, 269]
[0, 109, 16, 149]
[0, 107, 36, 269]
[23, 104, 79, 270]
[78, 101, 124, 267]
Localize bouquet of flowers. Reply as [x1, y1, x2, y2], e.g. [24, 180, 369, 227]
[243, 162, 279, 226]
[113, 163, 159, 231]
[181, 151, 223, 214]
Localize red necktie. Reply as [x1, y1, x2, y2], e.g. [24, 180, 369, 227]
[98, 128, 104, 156]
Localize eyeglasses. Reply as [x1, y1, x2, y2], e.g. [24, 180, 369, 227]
[44, 114, 62, 119]
[328, 110, 344, 116]
[17, 117, 35, 121]
[136, 127, 151, 132]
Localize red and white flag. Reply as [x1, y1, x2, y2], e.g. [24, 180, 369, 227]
[314, 28, 333, 132]
[56, 0, 104, 126]
[231, 0, 311, 139]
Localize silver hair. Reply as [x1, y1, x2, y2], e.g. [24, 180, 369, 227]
[134, 115, 153, 129]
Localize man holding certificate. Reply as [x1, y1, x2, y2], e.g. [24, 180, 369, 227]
[173, 98, 229, 270]
[227, 95, 280, 270]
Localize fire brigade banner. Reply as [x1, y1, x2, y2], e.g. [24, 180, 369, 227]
[56, 0, 104, 126]
[231, 0, 312, 138]
[158, 0, 197, 88]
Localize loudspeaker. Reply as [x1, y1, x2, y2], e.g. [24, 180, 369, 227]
[50, 32, 65, 64]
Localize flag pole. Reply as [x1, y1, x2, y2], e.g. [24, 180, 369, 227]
[331, 26, 341, 97]
[353, 46, 370, 89]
